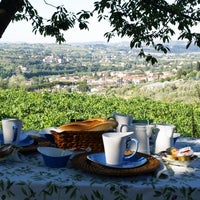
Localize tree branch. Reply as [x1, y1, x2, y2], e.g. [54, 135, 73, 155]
[43, 0, 57, 9]
[0, 0, 24, 38]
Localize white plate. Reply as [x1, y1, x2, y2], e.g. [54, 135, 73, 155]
[162, 155, 198, 167]
[87, 153, 147, 169]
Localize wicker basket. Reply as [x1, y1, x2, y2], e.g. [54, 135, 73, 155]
[51, 130, 109, 152]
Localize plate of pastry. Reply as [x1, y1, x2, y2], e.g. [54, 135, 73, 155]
[162, 146, 198, 167]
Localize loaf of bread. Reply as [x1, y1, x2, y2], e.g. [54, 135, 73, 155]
[58, 118, 118, 132]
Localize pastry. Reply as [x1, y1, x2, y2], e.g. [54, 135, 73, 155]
[165, 146, 194, 161]
[177, 147, 194, 161]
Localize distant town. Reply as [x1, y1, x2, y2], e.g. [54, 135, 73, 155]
[0, 41, 199, 95]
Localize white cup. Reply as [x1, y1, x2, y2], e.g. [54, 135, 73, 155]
[2, 118, 23, 144]
[102, 132, 138, 165]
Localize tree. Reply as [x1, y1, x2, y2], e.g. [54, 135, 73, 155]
[7, 74, 27, 88]
[77, 80, 90, 92]
[0, 0, 200, 64]
[197, 61, 200, 71]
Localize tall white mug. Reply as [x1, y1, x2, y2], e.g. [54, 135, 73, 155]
[2, 118, 23, 144]
[102, 132, 138, 165]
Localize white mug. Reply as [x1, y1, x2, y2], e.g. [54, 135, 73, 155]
[102, 132, 138, 165]
[2, 118, 23, 144]
[153, 124, 175, 154]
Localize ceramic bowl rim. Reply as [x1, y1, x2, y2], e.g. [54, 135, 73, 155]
[37, 146, 72, 158]
[173, 133, 181, 138]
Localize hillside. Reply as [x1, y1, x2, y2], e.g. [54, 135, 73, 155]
[110, 79, 200, 104]
[0, 42, 199, 104]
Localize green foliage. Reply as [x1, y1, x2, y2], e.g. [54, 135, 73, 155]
[0, 89, 199, 137]
[77, 80, 90, 92]
[14, 0, 92, 44]
[94, 0, 200, 64]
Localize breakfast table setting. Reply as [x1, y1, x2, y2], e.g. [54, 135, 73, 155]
[0, 114, 200, 200]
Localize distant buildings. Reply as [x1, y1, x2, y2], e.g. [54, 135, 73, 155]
[43, 55, 62, 64]
[47, 70, 175, 93]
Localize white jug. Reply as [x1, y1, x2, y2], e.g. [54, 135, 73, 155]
[108, 112, 133, 132]
[132, 124, 155, 155]
[121, 123, 155, 155]
[153, 124, 176, 154]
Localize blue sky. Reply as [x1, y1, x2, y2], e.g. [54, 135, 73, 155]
[1, 0, 124, 44]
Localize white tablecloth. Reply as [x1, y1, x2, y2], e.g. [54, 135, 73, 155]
[0, 136, 200, 200]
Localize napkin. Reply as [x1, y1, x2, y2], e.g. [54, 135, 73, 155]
[154, 156, 170, 179]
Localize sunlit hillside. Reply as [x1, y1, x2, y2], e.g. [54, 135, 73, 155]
[108, 79, 200, 104]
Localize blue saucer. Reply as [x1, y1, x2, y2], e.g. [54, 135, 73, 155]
[87, 153, 147, 168]
[0, 133, 34, 147]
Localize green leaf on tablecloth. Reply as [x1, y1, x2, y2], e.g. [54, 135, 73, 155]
[29, 186, 37, 198]
[188, 187, 196, 196]
[7, 191, 15, 198]
[90, 177, 105, 186]
[180, 187, 187, 198]
[107, 183, 128, 200]
[180, 186, 196, 199]
[42, 181, 59, 198]
[92, 190, 104, 199]
[154, 190, 163, 197]
[21, 187, 28, 196]
[6, 179, 14, 190]
[154, 187, 182, 199]
[1, 194, 6, 200]
[64, 185, 74, 193]
[136, 193, 143, 200]
[71, 173, 84, 181]
[70, 187, 78, 199]
[80, 194, 88, 200]
[109, 185, 115, 192]
[17, 181, 26, 186]
[0, 180, 4, 190]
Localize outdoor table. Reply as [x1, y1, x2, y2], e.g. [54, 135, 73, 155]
[0, 135, 200, 200]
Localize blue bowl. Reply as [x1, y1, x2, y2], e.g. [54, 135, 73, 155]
[37, 147, 72, 168]
[39, 128, 55, 144]
[173, 133, 181, 144]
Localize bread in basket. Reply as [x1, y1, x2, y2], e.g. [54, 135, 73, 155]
[51, 118, 118, 152]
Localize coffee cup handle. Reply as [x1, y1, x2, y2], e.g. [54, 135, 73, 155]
[124, 138, 139, 160]
[12, 124, 18, 143]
